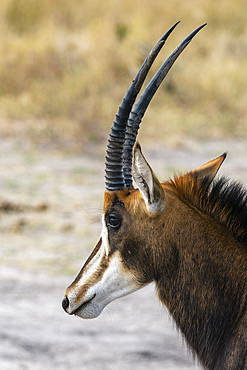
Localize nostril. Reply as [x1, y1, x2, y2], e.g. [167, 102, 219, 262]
[62, 296, 69, 312]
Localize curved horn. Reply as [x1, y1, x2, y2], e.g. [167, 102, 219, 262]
[123, 24, 207, 188]
[105, 21, 180, 191]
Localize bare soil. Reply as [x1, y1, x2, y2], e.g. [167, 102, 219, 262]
[1, 136, 247, 370]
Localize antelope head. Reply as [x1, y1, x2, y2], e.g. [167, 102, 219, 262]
[62, 22, 210, 319]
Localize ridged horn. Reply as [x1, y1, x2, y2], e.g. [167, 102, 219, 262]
[123, 24, 207, 188]
[104, 21, 180, 191]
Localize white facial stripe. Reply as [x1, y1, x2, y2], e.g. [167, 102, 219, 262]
[99, 217, 139, 304]
[67, 217, 110, 313]
[66, 214, 142, 318]
[66, 241, 106, 312]
[101, 215, 110, 256]
[95, 251, 140, 305]
[75, 251, 141, 319]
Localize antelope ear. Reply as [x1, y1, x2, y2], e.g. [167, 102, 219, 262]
[186, 152, 227, 181]
[133, 143, 166, 214]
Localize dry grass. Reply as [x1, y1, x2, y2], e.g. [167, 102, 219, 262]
[0, 0, 247, 146]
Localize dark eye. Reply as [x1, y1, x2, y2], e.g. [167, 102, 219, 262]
[107, 215, 121, 229]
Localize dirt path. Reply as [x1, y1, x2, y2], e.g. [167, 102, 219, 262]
[1, 137, 247, 370]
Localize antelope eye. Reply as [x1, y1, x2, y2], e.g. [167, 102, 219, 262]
[107, 215, 121, 229]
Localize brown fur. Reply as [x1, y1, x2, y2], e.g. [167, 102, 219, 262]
[64, 158, 247, 369]
[103, 171, 247, 369]
[159, 174, 247, 369]
[166, 173, 247, 245]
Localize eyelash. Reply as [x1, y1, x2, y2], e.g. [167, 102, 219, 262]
[107, 215, 121, 229]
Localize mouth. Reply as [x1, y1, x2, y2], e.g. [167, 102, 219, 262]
[73, 294, 96, 316]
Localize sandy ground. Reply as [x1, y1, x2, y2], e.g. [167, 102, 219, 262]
[1, 136, 247, 370]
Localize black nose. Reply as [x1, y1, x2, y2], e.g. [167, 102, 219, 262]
[62, 296, 69, 312]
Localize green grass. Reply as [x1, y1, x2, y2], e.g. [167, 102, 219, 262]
[0, 0, 247, 146]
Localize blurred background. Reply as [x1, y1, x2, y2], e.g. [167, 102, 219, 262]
[0, 1, 247, 369]
[1, 0, 247, 146]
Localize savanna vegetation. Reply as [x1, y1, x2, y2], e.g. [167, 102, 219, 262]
[0, 0, 247, 147]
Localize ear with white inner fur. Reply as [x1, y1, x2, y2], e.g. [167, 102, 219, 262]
[133, 142, 166, 214]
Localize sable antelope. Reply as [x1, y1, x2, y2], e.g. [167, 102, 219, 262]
[62, 22, 247, 369]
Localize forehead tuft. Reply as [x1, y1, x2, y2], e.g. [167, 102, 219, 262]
[103, 189, 128, 213]
[103, 189, 144, 215]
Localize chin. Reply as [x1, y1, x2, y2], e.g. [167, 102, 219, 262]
[75, 302, 103, 319]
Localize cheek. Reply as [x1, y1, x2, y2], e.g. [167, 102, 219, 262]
[121, 239, 141, 269]
[98, 252, 141, 301]
[101, 217, 152, 286]
[121, 239, 154, 284]
[100, 222, 145, 294]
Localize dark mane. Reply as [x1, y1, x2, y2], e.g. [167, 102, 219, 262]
[168, 175, 247, 245]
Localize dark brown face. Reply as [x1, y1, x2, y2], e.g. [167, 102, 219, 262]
[105, 193, 159, 285]
[62, 189, 155, 319]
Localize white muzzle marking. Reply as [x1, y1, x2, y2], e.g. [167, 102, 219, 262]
[66, 222, 140, 319]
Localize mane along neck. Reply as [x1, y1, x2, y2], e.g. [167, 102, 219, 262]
[167, 174, 247, 245]
[155, 175, 247, 369]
